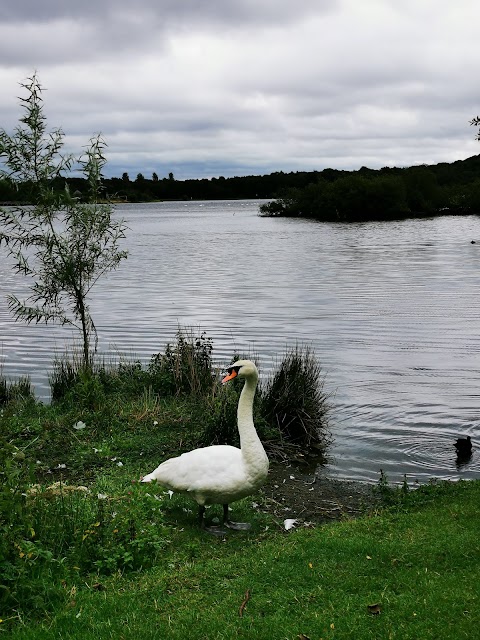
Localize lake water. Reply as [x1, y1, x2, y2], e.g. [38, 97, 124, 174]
[1, 200, 479, 484]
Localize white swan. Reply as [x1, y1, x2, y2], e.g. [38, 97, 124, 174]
[141, 360, 269, 534]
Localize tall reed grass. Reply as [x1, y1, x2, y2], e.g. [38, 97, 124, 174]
[260, 345, 330, 449]
[0, 371, 33, 405]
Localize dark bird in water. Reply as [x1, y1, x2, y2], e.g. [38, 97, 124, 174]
[454, 436, 473, 455]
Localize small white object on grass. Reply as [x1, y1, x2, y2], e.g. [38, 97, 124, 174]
[284, 518, 298, 531]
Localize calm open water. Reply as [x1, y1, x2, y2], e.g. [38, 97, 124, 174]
[1, 200, 479, 484]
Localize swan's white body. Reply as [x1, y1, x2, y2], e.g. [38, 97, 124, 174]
[141, 360, 269, 517]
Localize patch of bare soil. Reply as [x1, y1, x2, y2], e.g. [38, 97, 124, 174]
[258, 461, 381, 526]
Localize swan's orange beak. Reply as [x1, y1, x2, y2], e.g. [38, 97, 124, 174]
[222, 369, 238, 384]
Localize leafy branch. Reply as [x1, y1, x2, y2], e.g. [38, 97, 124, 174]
[470, 116, 480, 141]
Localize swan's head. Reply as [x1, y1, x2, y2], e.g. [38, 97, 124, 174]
[222, 359, 258, 384]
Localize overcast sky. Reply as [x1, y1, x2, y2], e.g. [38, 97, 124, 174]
[1, 0, 479, 180]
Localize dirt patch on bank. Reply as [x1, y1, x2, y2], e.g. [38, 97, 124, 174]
[258, 461, 381, 526]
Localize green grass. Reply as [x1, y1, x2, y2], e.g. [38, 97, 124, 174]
[3, 481, 479, 639]
[1, 347, 479, 638]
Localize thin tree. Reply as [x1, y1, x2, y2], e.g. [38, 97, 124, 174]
[0, 73, 128, 370]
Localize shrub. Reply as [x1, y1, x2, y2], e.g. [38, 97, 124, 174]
[0, 470, 172, 621]
[83, 491, 170, 573]
[0, 437, 63, 618]
[259, 194, 298, 217]
[27, 484, 170, 575]
[50, 353, 149, 405]
[66, 371, 106, 412]
[148, 328, 214, 396]
[109, 359, 151, 396]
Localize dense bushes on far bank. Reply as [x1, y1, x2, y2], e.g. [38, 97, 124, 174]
[257, 150, 480, 221]
[259, 163, 480, 221]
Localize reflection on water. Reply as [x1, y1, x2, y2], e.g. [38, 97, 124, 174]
[456, 452, 473, 470]
[1, 200, 479, 483]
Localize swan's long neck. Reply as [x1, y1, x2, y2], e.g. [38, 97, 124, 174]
[237, 374, 267, 467]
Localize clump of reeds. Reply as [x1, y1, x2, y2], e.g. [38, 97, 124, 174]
[148, 327, 214, 396]
[49, 355, 83, 401]
[260, 345, 330, 450]
[0, 373, 33, 405]
[49, 347, 109, 410]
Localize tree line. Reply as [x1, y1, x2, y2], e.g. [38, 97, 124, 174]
[0, 168, 312, 203]
[0, 153, 479, 212]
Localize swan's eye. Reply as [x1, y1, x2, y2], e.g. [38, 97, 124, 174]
[226, 365, 241, 375]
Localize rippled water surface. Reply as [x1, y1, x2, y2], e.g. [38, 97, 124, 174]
[1, 200, 479, 483]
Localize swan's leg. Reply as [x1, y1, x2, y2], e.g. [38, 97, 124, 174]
[223, 504, 252, 531]
[198, 505, 227, 536]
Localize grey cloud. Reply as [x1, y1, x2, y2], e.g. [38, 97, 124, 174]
[0, 1, 478, 181]
[0, 0, 335, 27]
[0, 0, 336, 67]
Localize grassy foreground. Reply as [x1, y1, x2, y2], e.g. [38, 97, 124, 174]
[3, 476, 480, 639]
[1, 339, 479, 639]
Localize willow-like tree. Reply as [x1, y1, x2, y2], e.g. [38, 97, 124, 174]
[0, 74, 128, 370]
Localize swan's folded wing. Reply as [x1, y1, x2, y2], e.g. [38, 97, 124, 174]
[143, 445, 244, 494]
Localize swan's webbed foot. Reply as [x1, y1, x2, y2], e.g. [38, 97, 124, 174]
[202, 523, 228, 536]
[198, 505, 227, 536]
[224, 520, 251, 531]
[222, 504, 251, 531]
[197, 505, 252, 535]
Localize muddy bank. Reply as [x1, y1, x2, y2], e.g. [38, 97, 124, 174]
[259, 461, 381, 525]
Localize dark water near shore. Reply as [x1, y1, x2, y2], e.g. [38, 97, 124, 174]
[1, 200, 479, 484]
